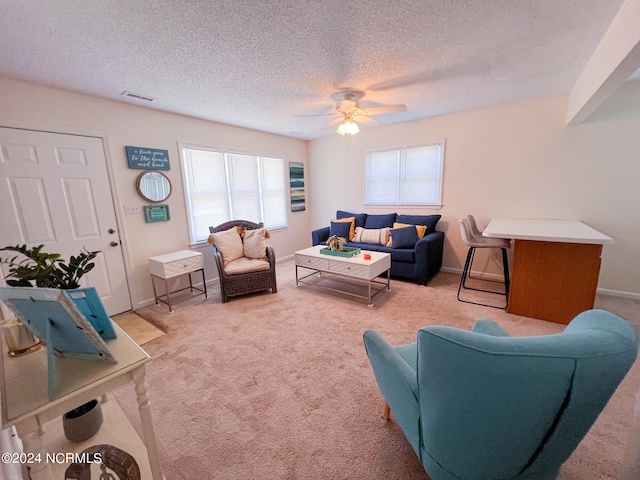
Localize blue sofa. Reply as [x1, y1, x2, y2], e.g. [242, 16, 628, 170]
[311, 210, 444, 284]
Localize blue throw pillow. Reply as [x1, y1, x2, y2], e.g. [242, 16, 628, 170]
[396, 214, 441, 232]
[390, 226, 418, 249]
[337, 210, 367, 228]
[330, 221, 351, 240]
[364, 213, 396, 229]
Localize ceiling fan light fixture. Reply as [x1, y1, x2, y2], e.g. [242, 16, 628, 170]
[337, 117, 359, 136]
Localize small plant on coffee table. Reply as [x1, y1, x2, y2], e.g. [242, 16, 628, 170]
[326, 235, 347, 251]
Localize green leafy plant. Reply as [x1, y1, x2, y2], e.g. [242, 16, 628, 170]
[0, 244, 100, 290]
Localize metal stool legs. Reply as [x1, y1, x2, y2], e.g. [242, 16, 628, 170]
[457, 246, 510, 309]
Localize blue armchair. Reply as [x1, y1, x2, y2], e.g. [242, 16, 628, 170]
[363, 309, 638, 480]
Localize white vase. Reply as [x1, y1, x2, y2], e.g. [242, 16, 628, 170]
[0, 318, 42, 356]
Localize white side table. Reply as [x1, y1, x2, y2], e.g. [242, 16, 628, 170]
[148, 250, 208, 312]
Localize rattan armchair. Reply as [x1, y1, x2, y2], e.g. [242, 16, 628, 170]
[209, 220, 277, 303]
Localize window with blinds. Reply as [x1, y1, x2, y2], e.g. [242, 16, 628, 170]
[365, 141, 445, 206]
[181, 146, 288, 243]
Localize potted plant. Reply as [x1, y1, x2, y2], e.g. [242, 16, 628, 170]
[0, 244, 114, 340]
[0, 244, 105, 442]
[0, 244, 99, 357]
[0, 244, 99, 289]
[326, 235, 347, 251]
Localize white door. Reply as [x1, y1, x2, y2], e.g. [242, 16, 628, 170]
[0, 127, 132, 315]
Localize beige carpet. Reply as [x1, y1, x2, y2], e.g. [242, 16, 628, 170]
[113, 259, 640, 479]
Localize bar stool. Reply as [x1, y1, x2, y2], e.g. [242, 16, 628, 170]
[457, 215, 511, 309]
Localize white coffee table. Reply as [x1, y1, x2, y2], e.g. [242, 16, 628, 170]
[295, 245, 391, 307]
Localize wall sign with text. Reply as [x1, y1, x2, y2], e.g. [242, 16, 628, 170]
[126, 146, 170, 170]
[143, 204, 171, 223]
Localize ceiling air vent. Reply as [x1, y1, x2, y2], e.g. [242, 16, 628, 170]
[121, 91, 155, 102]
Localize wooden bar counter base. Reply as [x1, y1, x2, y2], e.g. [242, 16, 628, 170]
[484, 219, 613, 325]
[509, 240, 602, 324]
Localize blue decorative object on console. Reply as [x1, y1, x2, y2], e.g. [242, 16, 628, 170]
[0, 287, 118, 399]
[66, 287, 117, 340]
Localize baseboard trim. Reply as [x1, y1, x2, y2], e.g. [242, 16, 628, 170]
[440, 268, 640, 300]
[597, 288, 640, 301]
[440, 266, 505, 282]
[136, 277, 221, 309]
[135, 257, 297, 310]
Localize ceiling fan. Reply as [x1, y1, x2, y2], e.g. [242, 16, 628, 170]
[302, 93, 407, 135]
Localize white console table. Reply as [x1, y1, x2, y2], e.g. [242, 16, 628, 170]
[0, 324, 163, 479]
[149, 250, 207, 312]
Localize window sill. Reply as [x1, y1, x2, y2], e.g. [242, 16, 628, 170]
[362, 204, 443, 210]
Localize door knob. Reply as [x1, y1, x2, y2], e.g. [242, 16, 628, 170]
[110, 241, 119, 247]
[108, 228, 116, 234]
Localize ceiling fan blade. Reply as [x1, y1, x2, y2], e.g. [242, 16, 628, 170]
[360, 104, 407, 115]
[322, 117, 345, 130]
[356, 116, 377, 126]
[293, 113, 340, 118]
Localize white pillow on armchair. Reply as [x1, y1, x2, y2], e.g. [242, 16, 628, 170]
[207, 226, 244, 264]
[243, 228, 270, 260]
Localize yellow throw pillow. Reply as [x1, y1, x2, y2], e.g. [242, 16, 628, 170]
[387, 222, 427, 246]
[331, 217, 355, 241]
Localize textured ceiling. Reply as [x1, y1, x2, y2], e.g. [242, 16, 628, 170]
[0, 0, 632, 139]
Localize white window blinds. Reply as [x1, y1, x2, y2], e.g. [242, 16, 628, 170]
[365, 142, 444, 206]
[181, 146, 288, 243]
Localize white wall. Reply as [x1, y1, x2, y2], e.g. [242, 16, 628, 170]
[308, 90, 640, 296]
[0, 78, 311, 308]
[2, 77, 638, 302]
